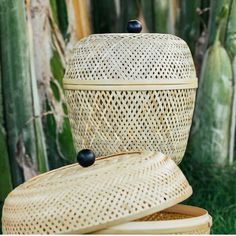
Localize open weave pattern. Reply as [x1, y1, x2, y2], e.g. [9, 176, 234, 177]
[65, 89, 196, 164]
[64, 34, 195, 82]
[2, 151, 192, 234]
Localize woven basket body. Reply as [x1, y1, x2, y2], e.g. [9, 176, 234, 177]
[64, 34, 197, 164]
[2, 151, 192, 234]
[95, 204, 212, 234]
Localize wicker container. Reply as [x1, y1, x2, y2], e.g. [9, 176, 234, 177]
[2, 151, 211, 234]
[96, 204, 212, 234]
[63, 30, 198, 164]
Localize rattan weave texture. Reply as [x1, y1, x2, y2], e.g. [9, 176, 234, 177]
[64, 34, 196, 82]
[65, 89, 195, 163]
[63, 33, 197, 164]
[2, 151, 192, 234]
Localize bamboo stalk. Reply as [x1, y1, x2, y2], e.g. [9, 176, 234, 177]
[201, 0, 210, 29]
[0, 63, 12, 234]
[91, 0, 140, 34]
[120, 0, 140, 32]
[188, 6, 233, 165]
[140, 0, 154, 32]
[178, 0, 201, 55]
[225, 0, 236, 164]
[207, 0, 231, 46]
[225, 0, 236, 59]
[0, 0, 39, 185]
[30, 0, 76, 169]
[154, 0, 176, 34]
[229, 58, 236, 164]
[75, 0, 91, 38]
[26, 0, 49, 173]
[91, 0, 120, 33]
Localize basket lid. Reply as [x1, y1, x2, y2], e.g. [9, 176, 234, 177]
[2, 151, 192, 234]
[63, 31, 197, 90]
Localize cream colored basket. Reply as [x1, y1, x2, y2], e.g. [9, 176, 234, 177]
[2, 151, 193, 234]
[96, 204, 212, 234]
[64, 33, 198, 164]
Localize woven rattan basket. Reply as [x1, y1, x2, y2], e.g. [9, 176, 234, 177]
[63, 31, 198, 164]
[96, 204, 212, 234]
[2, 151, 196, 234]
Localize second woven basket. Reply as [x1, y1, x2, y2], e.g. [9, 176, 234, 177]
[64, 30, 198, 164]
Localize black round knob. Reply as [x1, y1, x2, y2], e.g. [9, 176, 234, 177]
[127, 20, 142, 33]
[77, 149, 95, 167]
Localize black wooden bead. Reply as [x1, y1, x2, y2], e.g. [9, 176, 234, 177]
[77, 149, 95, 167]
[127, 20, 142, 33]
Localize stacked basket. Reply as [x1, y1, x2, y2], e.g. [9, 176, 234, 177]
[2, 21, 212, 234]
[63, 28, 197, 164]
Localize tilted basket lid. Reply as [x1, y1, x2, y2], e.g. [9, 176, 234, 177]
[2, 151, 192, 234]
[63, 31, 197, 90]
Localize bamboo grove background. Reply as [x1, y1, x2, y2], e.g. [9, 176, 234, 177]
[0, 0, 236, 233]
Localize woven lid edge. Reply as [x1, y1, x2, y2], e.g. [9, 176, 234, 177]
[67, 185, 193, 234]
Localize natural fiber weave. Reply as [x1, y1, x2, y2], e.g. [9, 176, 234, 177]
[63, 33, 197, 164]
[96, 204, 212, 234]
[138, 212, 191, 221]
[65, 89, 195, 163]
[2, 151, 192, 234]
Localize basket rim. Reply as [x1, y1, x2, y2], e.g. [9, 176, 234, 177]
[81, 33, 187, 41]
[63, 78, 198, 91]
[94, 204, 212, 234]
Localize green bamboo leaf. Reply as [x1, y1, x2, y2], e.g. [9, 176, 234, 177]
[50, 0, 69, 41]
[50, 0, 59, 25]
[44, 103, 68, 169]
[44, 45, 76, 169]
[55, 0, 69, 41]
[49, 50, 76, 165]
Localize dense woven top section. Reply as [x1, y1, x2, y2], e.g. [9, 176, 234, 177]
[64, 33, 196, 82]
[2, 151, 192, 234]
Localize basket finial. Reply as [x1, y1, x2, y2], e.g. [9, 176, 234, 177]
[127, 20, 142, 33]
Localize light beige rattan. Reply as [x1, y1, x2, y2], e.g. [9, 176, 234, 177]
[63, 33, 198, 164]
[95, 204, 212, 234]
[2, 151, 192, 234]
